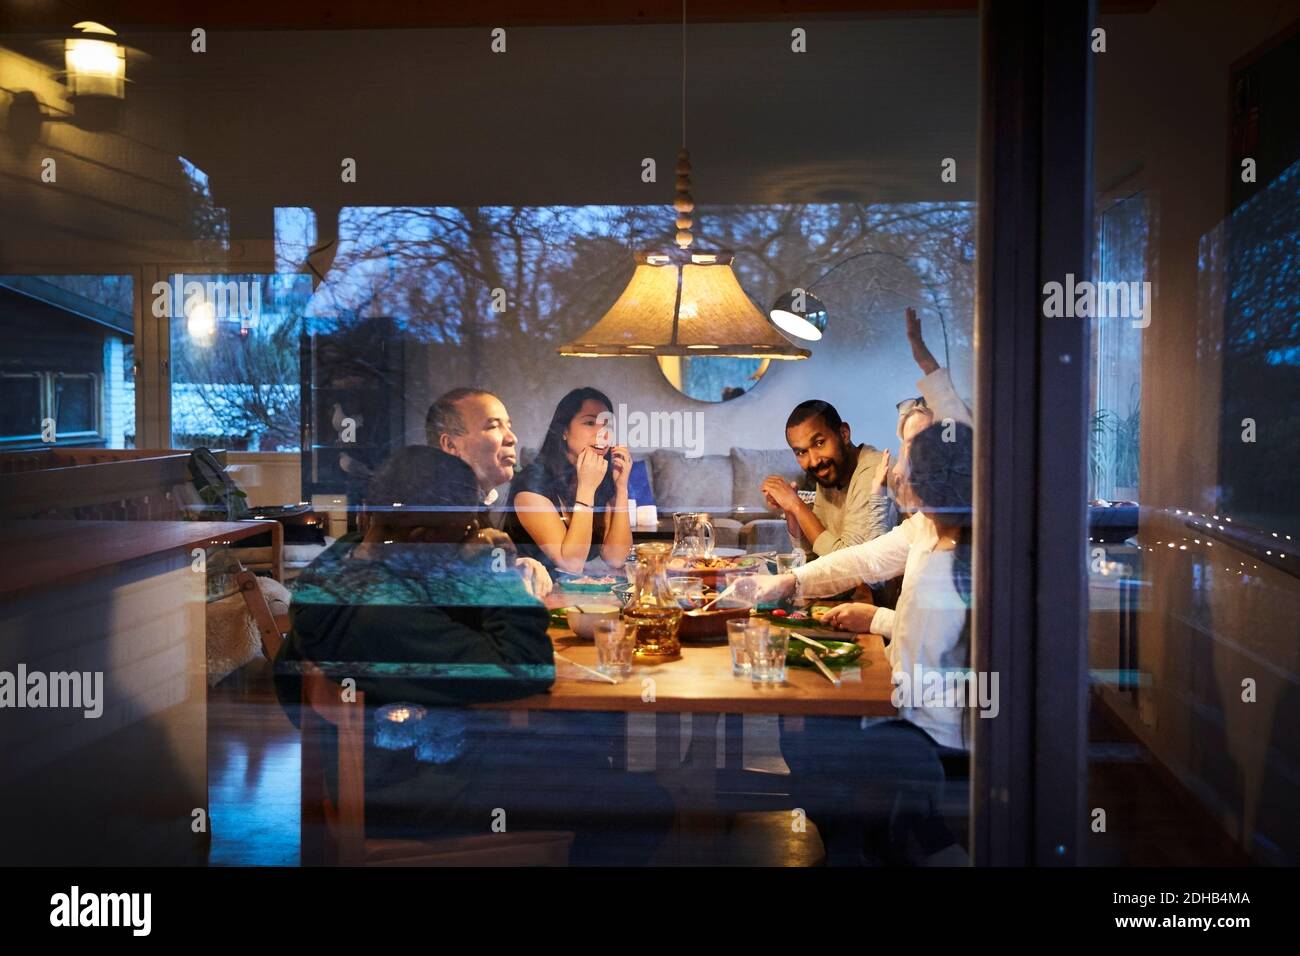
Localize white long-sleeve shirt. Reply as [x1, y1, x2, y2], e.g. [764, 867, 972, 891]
[918, 366, 972, 428]
[869, 365, 971, 640]
[789, 367, 974, 750]
[792, 514, 970, 750]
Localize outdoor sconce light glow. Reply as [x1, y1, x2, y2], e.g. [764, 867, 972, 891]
[62, 21, 126, 131]
[4, 21, 128, 145]
[66, 23, 126, 98]
[769, 288, 830, 342]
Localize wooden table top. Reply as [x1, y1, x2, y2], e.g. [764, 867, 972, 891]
[0, 519, 278, 599]
[480, 587, 897, 716]
[485, 634, 895, 716]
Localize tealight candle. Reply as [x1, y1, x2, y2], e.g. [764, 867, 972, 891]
[374, 702, 427, 750]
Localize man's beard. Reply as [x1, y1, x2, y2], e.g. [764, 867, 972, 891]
[806, 461, 843, 489]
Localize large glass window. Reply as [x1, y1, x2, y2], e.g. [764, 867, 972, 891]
[1090, 190, 1147, 501]
[166, 272, 312, 451]
[3, 10, 993, 874]
[0, 274, 134, 449]
[1088, 4, 1300, 867]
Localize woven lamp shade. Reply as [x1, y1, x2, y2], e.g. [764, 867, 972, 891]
[559, 252, 810, 359]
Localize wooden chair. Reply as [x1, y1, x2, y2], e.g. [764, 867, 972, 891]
[236, 566, 289, 661]
[299, 663, 575, 866]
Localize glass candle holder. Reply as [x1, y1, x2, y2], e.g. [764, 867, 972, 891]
[374, 702, 427, 750]
[414, 709, 469, 764]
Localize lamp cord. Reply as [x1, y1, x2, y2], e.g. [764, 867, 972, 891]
[806, 248, 953, 370]
[681, 0, 687, 148]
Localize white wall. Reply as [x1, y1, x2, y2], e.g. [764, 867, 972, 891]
[226, 452, 302, 507]
[408, 313, 974, 459]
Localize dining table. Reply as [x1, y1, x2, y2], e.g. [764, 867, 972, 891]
[477, 585, 897, 774]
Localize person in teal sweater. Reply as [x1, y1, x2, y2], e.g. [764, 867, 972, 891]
[276, 446, 556, 710]
[276, 446, 672, 863]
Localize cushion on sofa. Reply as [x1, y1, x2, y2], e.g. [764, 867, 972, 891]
[648, 449, 734, 512]
[731, 447, 804, 512]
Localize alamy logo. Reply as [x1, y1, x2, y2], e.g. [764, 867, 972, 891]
[597, 405, 705, 458]
[891, 666, 1000, 719]
[0, 664, 103, 718]
[50, 886, 151, 936]
[150, 273, 262, 326]
[1041, 273, 1151, 328]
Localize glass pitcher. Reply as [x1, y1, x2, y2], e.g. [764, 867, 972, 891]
[671, 512, 715, 560]
[623, 541, 683, 662]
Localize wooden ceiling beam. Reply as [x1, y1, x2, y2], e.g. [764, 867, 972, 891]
[2, 0, 983, 34]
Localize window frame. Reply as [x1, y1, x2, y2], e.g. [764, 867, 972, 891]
[49, 371, 103, 441]
[0, 371, 47, 445]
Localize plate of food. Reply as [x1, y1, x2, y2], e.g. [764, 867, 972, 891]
[755, 604, 845, 630]
[556, 572, 622, 593]
[784, 638, 864, 669]
[665, 553, 769, 588]
[709, 547, 746, 558]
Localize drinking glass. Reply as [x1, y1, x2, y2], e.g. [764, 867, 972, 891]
[594, 619, 634, 679]
[373, 703, 427, 750]
[726, 619, 751, 676]
[722, 571, 762, 608]
[745, 624, 789, 684]
[670, 575, 706, 609]
[776, 550, 806, 575]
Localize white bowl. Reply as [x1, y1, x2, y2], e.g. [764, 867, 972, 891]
[564, 604, 620, 639]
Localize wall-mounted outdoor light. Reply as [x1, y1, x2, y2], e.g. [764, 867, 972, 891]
[63, 21, 126, 129]
[4, 21, 126, 145]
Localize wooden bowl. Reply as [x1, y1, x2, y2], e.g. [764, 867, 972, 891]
[676, 605, 751, 641]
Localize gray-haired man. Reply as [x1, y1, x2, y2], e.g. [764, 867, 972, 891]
[425, 388, 550, 597]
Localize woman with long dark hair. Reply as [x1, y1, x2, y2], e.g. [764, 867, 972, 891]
[503, 387, 633, 574]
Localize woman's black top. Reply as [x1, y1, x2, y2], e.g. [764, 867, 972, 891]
[501, 459, 613, 572]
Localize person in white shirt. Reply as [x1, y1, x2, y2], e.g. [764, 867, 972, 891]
[845, 306, 974, 636]
[728, 419, 973, 864]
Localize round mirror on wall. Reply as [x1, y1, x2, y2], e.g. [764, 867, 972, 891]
[656, 356, 772, 403]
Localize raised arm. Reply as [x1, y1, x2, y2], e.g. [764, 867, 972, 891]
[907, 307, 972, 426]
[906, 307, 941, 375]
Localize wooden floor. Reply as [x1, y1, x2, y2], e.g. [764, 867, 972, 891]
[207, 660, 1251, 866]
[1085, 697, 1254, 867]
[207, 659, 829, 866]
